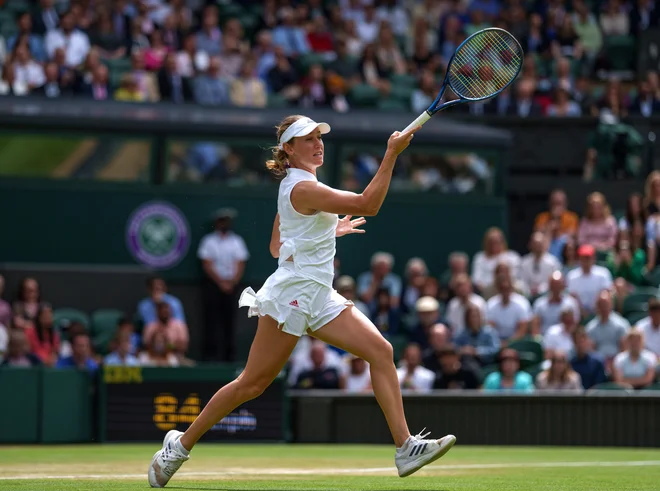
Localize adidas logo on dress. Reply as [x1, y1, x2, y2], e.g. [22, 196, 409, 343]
[289, 300, 299, 307]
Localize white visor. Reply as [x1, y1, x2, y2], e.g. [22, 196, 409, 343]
[278, 117, 331, 149]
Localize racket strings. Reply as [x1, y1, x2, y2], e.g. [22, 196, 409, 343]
[448, 29, 522, 101]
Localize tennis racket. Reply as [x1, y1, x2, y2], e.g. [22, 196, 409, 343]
[403, 28, 523, 132]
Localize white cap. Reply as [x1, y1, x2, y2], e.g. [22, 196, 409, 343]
[278, 117, 331, 149]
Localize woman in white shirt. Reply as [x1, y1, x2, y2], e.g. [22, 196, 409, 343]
[471, 227, 521, 293]
[12, 42, 45, 90]
[599, 0, 630, 36]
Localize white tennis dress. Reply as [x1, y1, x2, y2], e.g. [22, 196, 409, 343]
[238, 168, 351, 336]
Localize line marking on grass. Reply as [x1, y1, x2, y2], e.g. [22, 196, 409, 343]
[1, 460, 659, 480]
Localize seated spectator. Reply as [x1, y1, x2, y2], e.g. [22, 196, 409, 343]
[411, 70, 438, 114]
[79, 63, 111, 101]
[267, 47, 302, 102]
[139, 330, 179, 367]
[483, 349, 535, 393]
[230, 60, 267, 108]
[645, 170, 660, 227]
[600, 0, 630, 36]
[400, 258, 428, 324]
[356, 4, 380, 44]
[532, 271, 581, 335]
[375, 24, 406, 77]
[295, 342, 342, 389]
[56, 332, 98, 373]
[359, 43, 391, 95]
[344, 355, 371, 393]
[571, 326, 607, 389]
[12, 277, 42, 329]
[543, 305, 578, 359]
[288, 337, 348, 387]
[25, 304, 59, 367]
[32, 62, 71, 98]
[158, 53, 192, 104]
[439, 251, 469, 301]
[0, 330, 41, 367]
[89, 11, 127, 60]
[566, 245, 613, 316]
[612, 329, 657, 389]
[552, 17, 583, 61]
[177, 32, 206, 78]
[520, 232, 561, 297]
[298, 63, 328, 108]
[104, 331, 140, 367]
[409, 296, 443, 349]
[0, 62, 28, 96]
[631, 80, 660, 117]
[116, 317, 141, 355]
[606, 234, 647, 286]
[397, 343, 435, 393]
[143, 302, 189, 356]
[193, 57, 229, 106]
[195, 5, 222, 57]
[144, 29, 170, 71]
[422, 323, 452, 372]
[334, 276, 370, 317]
[272, 7, 310, 58]
[129, 50, 159, 102]
[13, 43, 45, 91]
[45, 10, 90, 68]
[445, 274, 486, 335]
[561, 238, 580, 275]
[585, 290, 630, 366]
[370, 287, 401, 339]
[572, 0, 603, 65]
[486, 272, 532, 341]
[432, 345, 482, 390]
[578, 192, 618, 252]
[635, 297, 660, 358]
[58, 321, 88, 359]
[138, 276, 185, 326]
[619, 193, 647, 235]
[535, 189, 579, 237]
[357, 252, 402, 310]
[471, 227, 521, 294]
[0, 274, 11, 328]
[115, 72, 146, 102]
[536, 351, 583, 392]
[547, 84, 582, 117]
[0, 321, 7, 363]
[453, 303, 500, 366]
[8, 12, 46, 62]
[307, 14, 335, 56]
[507, 78, 543, 117]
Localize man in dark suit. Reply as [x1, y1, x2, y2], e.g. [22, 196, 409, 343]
[630, 79, 660, 117]
[77, 64, 112, 100]
[630, 0, 660, 37]
[31, 0, 59, 35]
[30, 62, 74, 98]
[158, 53, 193, 104]
[506, 78, 543, 117]
[111, 0, 133, 53]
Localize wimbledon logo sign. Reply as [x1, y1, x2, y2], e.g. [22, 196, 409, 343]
[126, 201, 190, 269]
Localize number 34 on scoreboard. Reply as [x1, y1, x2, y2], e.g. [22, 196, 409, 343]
[153, 393, 202, 431]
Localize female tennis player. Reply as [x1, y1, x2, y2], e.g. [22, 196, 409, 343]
[148, 115, 456, 488]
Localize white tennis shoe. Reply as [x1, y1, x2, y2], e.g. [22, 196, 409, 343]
[148, 430, 189, 488]
[395, 428, 456, 477]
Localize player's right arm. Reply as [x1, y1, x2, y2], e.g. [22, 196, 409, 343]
[291, 127, 420, 216]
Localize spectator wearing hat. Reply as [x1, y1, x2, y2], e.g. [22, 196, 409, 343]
[334, 275, 370, 317]
[357, 252, 402, 311]
[566, 244, 613, 316]
[397, 343, 435, 393]
[445, 273, 486, 336]
[197, 208, 249, 362]
[409, 296, 442, 349]
[486, 272, 532, 342]
[633, 296, 660, 358]
[612, 329, 657, 389]
[519, 232, 561, 297]
[532, 271, 581, 336]
[483, 349, 535, 393]
[432, 345, 482, 390]
[571, 326, 607, 389]
[585, 290, 630, 366]
[453, 302, 500, 366]
[344, 354, 372, 393]
[543, 304, 579, 359]
[138, 276, 186, 326]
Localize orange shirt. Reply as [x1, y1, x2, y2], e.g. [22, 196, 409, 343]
[534, 210, 579, 235]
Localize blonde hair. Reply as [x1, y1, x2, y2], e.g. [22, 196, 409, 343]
[584, 192, 611, 220]
[265, 114, 305, 176]
[482, 227, 507, 256]
[644, 171, 660, 206]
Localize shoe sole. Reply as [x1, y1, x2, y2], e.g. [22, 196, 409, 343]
[148, 430, 182, 488]
[399, 435, 457, 478]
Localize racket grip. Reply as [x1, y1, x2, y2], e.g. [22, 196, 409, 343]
[402, 111, 431, 133]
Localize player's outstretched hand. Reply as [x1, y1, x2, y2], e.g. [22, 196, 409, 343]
[336, 215, 367, 237]
[387, 126, 421, 156]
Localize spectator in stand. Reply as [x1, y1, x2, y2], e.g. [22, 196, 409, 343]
[561, 238, 580, 275]
[471, 227, 521, 294]
[139, 329, 179, 367]
[157, 52, 192, 103]
[567, 244, 613, 316]
[30, 62, 63, 98]
[547, 84, 582, 117]
[344, 354, 372, 393]
[629, 0, 660, 38]
[423, 323, 451, 371]
[411, 70, 438, 114]
[143, 302, 189, 356]
[177, 32, 205, 78]
[644, 170, 660, 216]
[298, 63, 327, 108]
[89, 11, 128, 61]
[375, 24, 406, 77]
[138, 276, 186, 327]
[254, 30, 276, 81]
[445, 273, 486, 335]
[114, 73, 144, 102]
[532, 271, 581, 336]
[143, 29, 170, 71]
[630, 79, 660, 117]
[0, 321, 7, 363]
[111, 0, 133, 52]
[0, 330, 41, 367]
[334, 276, 370, 317]
[397, 343, 435, 393]
[520, 232, 561, 297]
[45, 10, 91, 68]
[410, 296, 443, 349]
[370, 287, 401, 340]
[129, 50, 159, 102]
[56, 332, 98, 373]
[536, 351, 583, 392]
[507, 78, 543, 117]
[612, 329, 657, 389]
[535, 189, 580, 237]
[195, 5, 222, 57]
[578, 192, 618, 252]
[618, 193, 646, 236]
[606, 235, 647, 287]
[79, 63, 110, 100]
[600, 0, 630, 36]
[198, 208, 249, 362]
[0, 275, 11, 328]
[13, 43, 45, 93]
[359, 43, 391, 96]
[571, 326, 607, 389]
[486, 271, 532, 342]
[32, 0, 59, 36]
[104, 331, 140, 366]
[586, 289, 630, 366]
[453, 302, 500, 366]
[272, 7, 310, 58]
[288, 337, 348, 387]
[219, 21, 248, 79]
[8, 12, 46, 62]
[193, 56, 229, 106]
[357, 252, 402, 310]
[631, 219, 656, 273]
[634, 297, 660, 359]
[13, 277, 43, 330]
[523, 13, 548, 55]
[400, 258, 428, 324]
[295, 341, 343, 390]
[483, 349, 535, 393]
[572, 0, 603, 66]
[482, 262, 530, 301]
[307, 14, 335, 57]
[116, 317, 140, 356]
[432, 345, 482, 390]
[267, 46, 302, 102]
[543, 305, 578, 359]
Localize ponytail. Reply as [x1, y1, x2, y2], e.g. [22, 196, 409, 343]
[265, 146, 289, 176]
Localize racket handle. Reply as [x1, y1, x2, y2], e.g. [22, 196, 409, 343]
[402, 111, 431, 133]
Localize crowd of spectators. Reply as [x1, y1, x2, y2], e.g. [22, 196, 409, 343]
[0, 0, 657, 117]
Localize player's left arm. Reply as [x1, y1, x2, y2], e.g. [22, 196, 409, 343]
[336, 215, 367, 238]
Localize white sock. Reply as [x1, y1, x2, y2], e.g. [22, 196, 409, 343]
[175, 437, 190, 456]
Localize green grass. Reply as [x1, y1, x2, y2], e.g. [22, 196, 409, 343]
[0, 136, 83, 176]
[1, 444, 659, 490]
